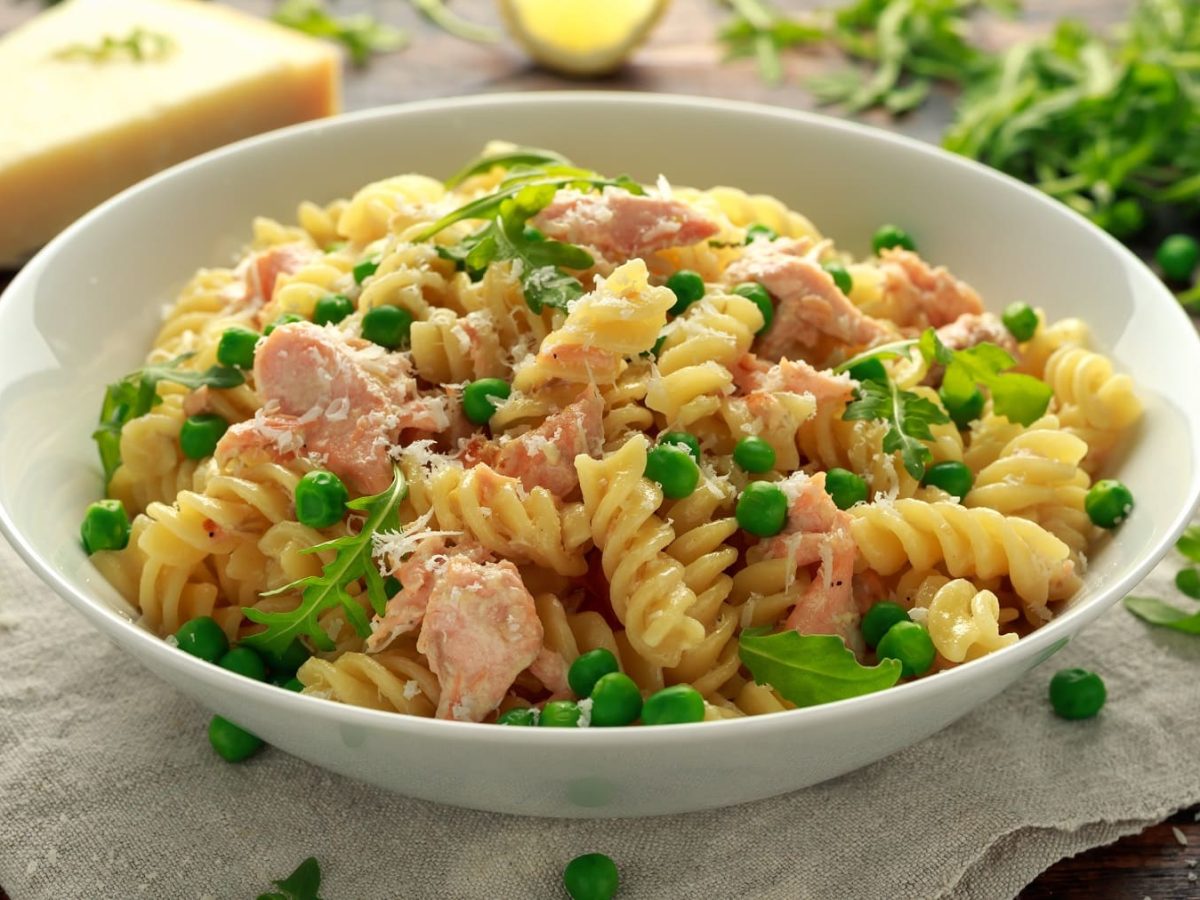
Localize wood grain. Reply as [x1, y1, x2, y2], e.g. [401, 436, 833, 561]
[0, 0, 1196, 897]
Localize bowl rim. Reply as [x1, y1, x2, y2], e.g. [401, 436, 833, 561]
[2, 90, 1196, 748]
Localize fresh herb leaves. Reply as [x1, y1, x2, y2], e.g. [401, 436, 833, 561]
[272, 0, 407, 66]
[918, 328, 1052, 425]
[1124, 595, 1200, 635]
[93, 355, 244, 486]
[443, 147, 571, 189]
[242, 467, 407, 657]
[718, 0, 824, 85]
[407, 0, 501, 44]
[257, 857, 324, 900]
[54, 27, 175, 62]
[739, 630, 902, 707]
[843, 377, 951, 479]
[437, 183, 594, 312]
[1176, 525, 1200, 563]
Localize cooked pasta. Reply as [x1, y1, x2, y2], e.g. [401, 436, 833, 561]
[82, 146, 1140, 728]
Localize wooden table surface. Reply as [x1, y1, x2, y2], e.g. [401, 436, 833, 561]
[1, 0, 1197, 896]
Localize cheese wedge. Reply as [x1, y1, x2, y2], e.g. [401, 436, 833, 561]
[0, 0, 342, 266]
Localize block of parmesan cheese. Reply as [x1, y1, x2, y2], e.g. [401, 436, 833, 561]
[0, 0, 342, 266]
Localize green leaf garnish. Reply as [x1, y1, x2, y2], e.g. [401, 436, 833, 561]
[242, 466, 407, 657]
[1124, 595, 1200, 635]
[1175, 525, 1200, 563]
[843, 377, 951, 480]
[739, 630, 903, 707]
[444, 147, 572, 188]
[923, 330, 1052, 425]
[92, 355, 244, 487]
[718, 0, 825, 85]
[53, 27, 174, 63]
[407, 0, 501, 44]
[272, 0, 406, 66]
[257, 856, 324, 900]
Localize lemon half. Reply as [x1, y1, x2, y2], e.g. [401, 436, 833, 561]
[498, 0, 670, 77]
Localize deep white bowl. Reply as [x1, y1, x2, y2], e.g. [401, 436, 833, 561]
[1, 94, 1196, 818]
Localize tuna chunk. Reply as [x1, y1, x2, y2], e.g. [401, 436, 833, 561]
[416, 556, 544, 722]
[534, 188, 719, 261]
[215, 322, 415, 493]
[495, 387, 604, 497]
[725, 239, 889, 359]
[242, 243, 319, 307]
[933, 312, 1017, 355]
[761, 472, 861, 653]
[879, 248, 984, 328]
[734, 356, 855, 407]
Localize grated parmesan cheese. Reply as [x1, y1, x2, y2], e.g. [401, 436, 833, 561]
[576, 697, 594, 728]
[402, 680, 422, 700]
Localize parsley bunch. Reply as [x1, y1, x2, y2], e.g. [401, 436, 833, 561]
[93, 355, 244, 486]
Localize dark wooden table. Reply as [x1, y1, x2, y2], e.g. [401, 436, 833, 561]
[1, 0, 1196, 896]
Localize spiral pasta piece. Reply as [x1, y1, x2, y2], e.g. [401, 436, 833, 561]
[576, 436, 705, 667]
[1044, 345, 1141, 473]
[848, 499, 1075, 617]
[410, 308, 506, 384]
[297, 643, 439, 716]
[905, 576, 1018, 663]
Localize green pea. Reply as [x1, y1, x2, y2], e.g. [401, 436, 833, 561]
[1085, 479, 1133, 529]
[174, 616, 229, 663]
[922, 460, 973, 501]
[823, 262, 853, 295]
[496, 707, 539, 726]
[264, 639, 311, 676]
[263, 313, 305, 336]
[1156, 234, 1200, 283]
[744, 223, 778, 243]
[1104, 198, 1145, 239]
[875, 621, 935, 677]
[736, 482, 788, 537]
[666, 269, 705, 315]
[462, 377, 512, 425]
[280, 677, 304, 692]
[733, 436, 776, 474]
[539, 700, 583, 728]
[643, 443, 700, 500]
[641, 684, 705, 725]
[1175, 567, 1200, 600]
[80, 499, 131, 554]
[568, 648, 620, 699]
[872, 224, 917, 254]
[218, 647, 268, 681]
[312, 293, 355, 326]
[589, 672, 642, 727]
[353, 258, 380, 285]
[216, 326, 260, 369]
[563, 853, 619, 900]
[179, 414, 228, 460]
[658, 431, 701, 464]
[361, 305, 413, 349]
[940, 385, 985, 429]
[731, 282, 773, 334]
[846, 357, 887, 385]
[824, 467, 868, 510]
[1001, 302, 1039, 343]
[294, 469, 349, 528]
[861, 602, 910, 649]
[1048, 668, 1106, 719]
[208, 715, 264, 762]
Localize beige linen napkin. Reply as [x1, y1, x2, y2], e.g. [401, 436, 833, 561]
[1, 533, 1198, 900]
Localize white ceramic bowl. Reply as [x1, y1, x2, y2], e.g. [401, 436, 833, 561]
[2, 94, 1197, 819]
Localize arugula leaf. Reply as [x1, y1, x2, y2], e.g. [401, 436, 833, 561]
[843, 377, 950, 480]
[242, 467, 407, 656]
[1175, 567, 1200, 600]
[938, 341, 1052, 425]
[407, 0, 501, 44]
[1176, 525, 1200, 563]
[1124, 595, 1200, 635]
[257, 857, 324, 900]
[93, 355, 244, 486]
[444, 148, 572, 189]
[718, 0, 825, 85]
[739, 630, 902, 707]
[272, 0, 406, 66]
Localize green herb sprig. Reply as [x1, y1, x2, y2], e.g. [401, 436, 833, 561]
[917, 328, 1052, 425]
[54, 27, 175, 63]
[272, 0, 407, 66]
[93, 355, 244, 486]
[241, 467, 407, 657]
[257, 857, 324, 900]
[1125, 524, 1200, 635]
[843, 377, 951, 479]
[739, 630, 902, 706]
[718, 0, 825, 85]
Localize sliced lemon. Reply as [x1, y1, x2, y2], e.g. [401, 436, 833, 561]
[497, 0, 670, 77]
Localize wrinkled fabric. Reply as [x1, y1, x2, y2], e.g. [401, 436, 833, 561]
[1, 534, 1198, 900]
